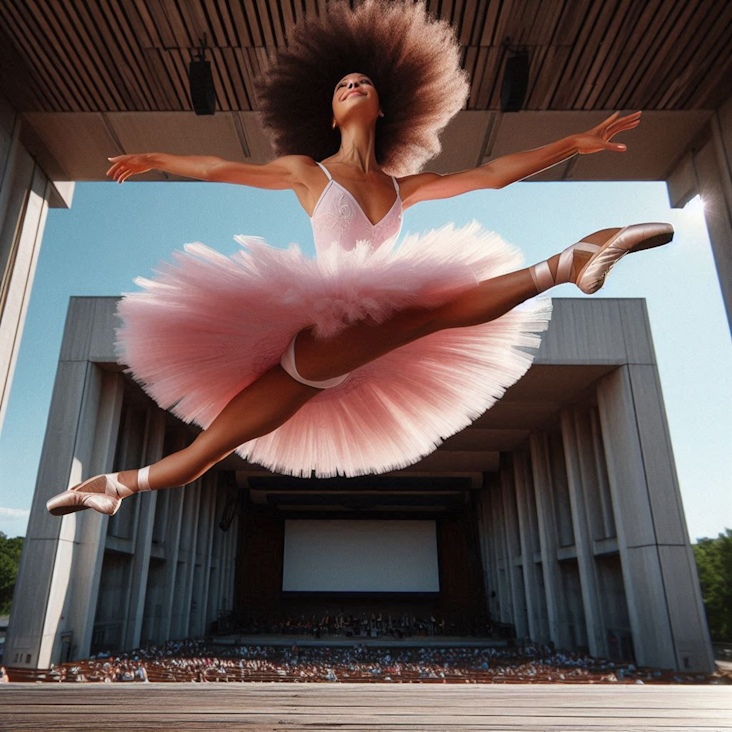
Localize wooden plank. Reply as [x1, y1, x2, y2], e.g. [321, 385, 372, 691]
[457, 0, 479, 46]
[1, 683, 730, 732]
[666, 4, 732, 109]
[35, 0, 121, 110]
[90, 0, 156, 110]
[228, 0, 256, 47]
[3, 1, 82, 111]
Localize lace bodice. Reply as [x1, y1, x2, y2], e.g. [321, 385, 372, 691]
[309, 161, 403, 253]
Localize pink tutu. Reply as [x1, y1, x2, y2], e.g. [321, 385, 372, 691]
[114, 220, 552, 477]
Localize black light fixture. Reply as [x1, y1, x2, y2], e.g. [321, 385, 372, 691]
[500, 42, 529, 113]
[189, 33, 216, 115]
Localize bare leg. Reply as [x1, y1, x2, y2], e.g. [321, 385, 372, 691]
[112, 229, 618, 493]
[113, 365, 320, 491]
[292, 232, 615, 380]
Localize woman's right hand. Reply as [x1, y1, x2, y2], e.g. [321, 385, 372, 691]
[106, 153, 154, 183]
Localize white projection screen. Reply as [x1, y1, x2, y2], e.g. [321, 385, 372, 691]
[282, 519, 440, 593]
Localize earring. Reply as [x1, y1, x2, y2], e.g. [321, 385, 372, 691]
[332, 120, 337, 129]
[379, 111, 384, 117]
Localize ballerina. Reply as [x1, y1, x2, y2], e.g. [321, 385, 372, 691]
[47, 0, 673, 517]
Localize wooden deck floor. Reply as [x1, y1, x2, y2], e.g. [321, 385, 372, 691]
[2, 682, 731, 731]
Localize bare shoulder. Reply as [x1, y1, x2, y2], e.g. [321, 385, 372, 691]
[394, 172, 442, 210]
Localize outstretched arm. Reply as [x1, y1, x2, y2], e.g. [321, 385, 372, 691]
[105, 153, 313, 190]
[399, 111, 640, 208]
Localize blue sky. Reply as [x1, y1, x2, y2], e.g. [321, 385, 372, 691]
[0, 177, 729, 542]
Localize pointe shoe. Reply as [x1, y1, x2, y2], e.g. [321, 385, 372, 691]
[46, 489, 121, 517]
[530, 222, 674, 295]
[46, 472, 134, 516]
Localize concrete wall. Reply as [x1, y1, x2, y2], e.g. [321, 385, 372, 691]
[475, 299, 715, 673]
[0, 94, 74, 437]
[5, 296, 713, 673]
[667, 95, 732, 335]
[4, 296, 238, 667]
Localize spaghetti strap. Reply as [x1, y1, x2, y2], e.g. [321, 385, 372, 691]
[316, 161, 332, 180]
[390, 175, 400, 195]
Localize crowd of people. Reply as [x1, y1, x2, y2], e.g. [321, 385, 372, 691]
[216, 609, 505, 639]
[17, 637, 727, 685]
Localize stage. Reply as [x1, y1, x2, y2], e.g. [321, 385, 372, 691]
[2, 683, 731, 731]
[212, 634, 513, 649]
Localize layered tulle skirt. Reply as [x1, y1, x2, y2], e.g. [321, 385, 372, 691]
[114, 221, 553, 477]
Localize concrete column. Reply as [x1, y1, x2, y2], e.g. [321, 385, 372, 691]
[501, 466, 526, 638]
[0, 102, 73, 436]
[589, 407, 616, 539]
[560, 408, 607, 658]
[206, 485, 224, 631]
[667, 98, 732, 334]
[597, 365, 715, 672]
[180, 479, 202, 636]
[159, 433, 187, 643]
[4, 298, 124, 668]
[490, 475, 511, 624]
[529, 431, 570, 651]
[123, 409, 166, 651]
[513, 450, 540, 642]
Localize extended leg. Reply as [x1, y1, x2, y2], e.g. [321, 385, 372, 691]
[114, 364, 320, 492]
[290, 234, 611, 382]
[118, 229, 615, 491]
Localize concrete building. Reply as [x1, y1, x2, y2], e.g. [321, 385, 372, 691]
[4, 294, 714, 673]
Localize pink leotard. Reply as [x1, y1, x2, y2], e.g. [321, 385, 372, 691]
[309, 161, 403, 253]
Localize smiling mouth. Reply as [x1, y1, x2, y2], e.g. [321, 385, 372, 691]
[344, 90, 365, 99]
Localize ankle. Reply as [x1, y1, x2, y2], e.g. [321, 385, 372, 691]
[116, 470, 139, 495]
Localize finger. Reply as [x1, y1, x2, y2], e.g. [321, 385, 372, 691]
[607, 118, 639, 137]
[120, 171, 133, 183]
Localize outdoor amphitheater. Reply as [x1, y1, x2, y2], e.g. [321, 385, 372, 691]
[3, 0, 732, 729]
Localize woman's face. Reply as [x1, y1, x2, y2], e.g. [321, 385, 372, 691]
[332, 72, 381, 128]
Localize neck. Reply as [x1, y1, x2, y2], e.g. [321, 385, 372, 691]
[331, 121, 380, 174]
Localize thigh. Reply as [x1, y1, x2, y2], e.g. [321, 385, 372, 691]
[292, 306, 440, 382]
[197, 363, 321, 455]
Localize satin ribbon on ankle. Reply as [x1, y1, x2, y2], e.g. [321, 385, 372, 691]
[137, 465, 151, 492]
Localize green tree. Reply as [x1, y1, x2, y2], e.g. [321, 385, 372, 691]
[0, 531, 24, 615]
[692, 528, 732, 642]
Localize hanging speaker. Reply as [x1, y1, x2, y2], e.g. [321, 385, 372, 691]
[189, 58, 216, 115]
[500, 50, 529, 112]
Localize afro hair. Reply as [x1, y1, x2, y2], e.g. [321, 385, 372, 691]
[253, 0, 471, 177]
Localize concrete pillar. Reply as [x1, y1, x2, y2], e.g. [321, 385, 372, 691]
[206, 485, 224, 631]
[597, 365, 715, 672]
[4, 297, 124, 668]
[513, 450, 540, 642]
[123, 409, 166, 651]
[159, 433, 187, 643]
[0, 101, 73, 436]
[560, 408, 608, 658]
[501, 466, 527, 638]
[179, 479, 202, 636]
[529, 431, 570, 651]
[667, 99, 732, 334]
[490, 474, 511, 624]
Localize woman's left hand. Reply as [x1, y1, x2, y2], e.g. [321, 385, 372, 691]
[574, 111, 641, 155]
